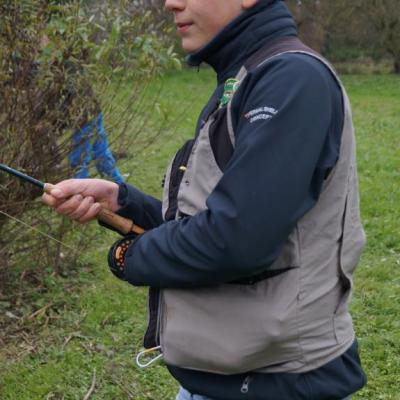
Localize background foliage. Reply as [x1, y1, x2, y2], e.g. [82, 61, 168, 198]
[1, 69, 399, 400]
[0, 1, 399, 398]
[286, 0, 400, 73]
[0, 0, 179, 298]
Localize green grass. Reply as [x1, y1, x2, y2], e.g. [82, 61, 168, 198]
[0, 70, 399, 399]
[341, 74, 400, 399]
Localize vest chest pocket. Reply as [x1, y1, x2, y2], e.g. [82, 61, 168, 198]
[177, 111, 231, 216]
[163, 139, 195, 221]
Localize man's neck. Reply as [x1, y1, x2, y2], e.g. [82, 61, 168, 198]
[186, 0, 297, 84]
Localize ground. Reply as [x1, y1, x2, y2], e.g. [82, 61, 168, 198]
[0, 70, 399, 399]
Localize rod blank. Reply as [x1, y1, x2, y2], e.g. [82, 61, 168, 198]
[0, 163, 45, 189]
[0, 163, 145, 235]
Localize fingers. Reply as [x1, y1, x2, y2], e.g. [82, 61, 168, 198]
[68, 195, 93, 219]
[41, 178, 114, 224]
[68, 196, 102, 223]
[42, 192, 59, 208]
[49, 179, 89, 200]
[43, 192, 102, 224]
[41, 179, 87, 208]
[55, 194, 84, 215]
[77, 202, 102, 224]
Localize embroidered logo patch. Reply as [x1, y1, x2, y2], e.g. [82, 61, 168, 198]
[245, 106, 278, 123]
[219, 78, 240, 107]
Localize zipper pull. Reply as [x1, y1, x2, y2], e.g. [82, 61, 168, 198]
[241, 375, 252, 394]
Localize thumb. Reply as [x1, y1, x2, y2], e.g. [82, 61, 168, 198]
[49, 179, 87, 199]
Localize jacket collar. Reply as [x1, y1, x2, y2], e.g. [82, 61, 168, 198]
[186, 0, 297, 84]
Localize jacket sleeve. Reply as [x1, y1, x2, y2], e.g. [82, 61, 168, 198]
[115, 183, 164, 231]
[123, 54, 342, 288]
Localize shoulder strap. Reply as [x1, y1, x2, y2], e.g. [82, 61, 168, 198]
[227, 36, 341, 148]
[244, 36, 319, 71]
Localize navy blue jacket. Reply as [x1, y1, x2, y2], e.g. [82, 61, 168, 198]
[118, 4, 344, 289]
[112, 1, 366, 398]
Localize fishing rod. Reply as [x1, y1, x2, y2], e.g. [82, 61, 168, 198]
[0, 163, 145, 235]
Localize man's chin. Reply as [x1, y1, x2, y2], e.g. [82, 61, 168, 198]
[182, 39, 204, 54]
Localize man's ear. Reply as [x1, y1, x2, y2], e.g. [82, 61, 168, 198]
[242, 0, 259, 10]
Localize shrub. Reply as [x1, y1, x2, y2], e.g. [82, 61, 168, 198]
[0, 0, 179, 298]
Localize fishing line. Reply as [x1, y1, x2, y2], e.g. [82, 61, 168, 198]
[0, 210, 74, 251]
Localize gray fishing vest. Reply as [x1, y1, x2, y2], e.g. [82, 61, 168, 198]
[158, 37, 366, 375]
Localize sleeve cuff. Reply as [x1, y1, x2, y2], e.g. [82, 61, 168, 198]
[99, 183, 163, 235]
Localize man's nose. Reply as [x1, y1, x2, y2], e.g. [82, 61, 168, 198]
[165, 0, 185, 12]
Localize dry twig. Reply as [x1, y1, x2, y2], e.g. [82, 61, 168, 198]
[27, 302, 53, 320]
[83, 369, 96, 400]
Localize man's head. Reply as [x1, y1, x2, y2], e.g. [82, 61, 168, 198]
[165, 0, 259, 53]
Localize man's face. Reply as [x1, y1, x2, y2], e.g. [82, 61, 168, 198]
[165, 0, 258, 53]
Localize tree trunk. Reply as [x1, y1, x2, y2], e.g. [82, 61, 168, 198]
[394, 58, 400, 74]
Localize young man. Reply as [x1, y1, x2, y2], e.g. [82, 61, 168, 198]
[43, 0, 367, 399]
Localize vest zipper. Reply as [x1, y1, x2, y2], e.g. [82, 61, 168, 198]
[241, 375, 252, 394]
[143, 288, 164, 350]
[143, 288, 160, 349]
[155, 290, 163, 346]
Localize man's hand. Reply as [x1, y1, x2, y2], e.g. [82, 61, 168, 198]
[42, 178, 120, 223]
